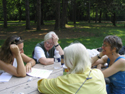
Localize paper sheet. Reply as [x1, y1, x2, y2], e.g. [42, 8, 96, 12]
[0, 72, 12, 82]
[27, 68, 53, 78]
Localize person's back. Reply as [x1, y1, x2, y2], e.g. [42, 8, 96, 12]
[38, 68, 106, 94]
[37, 43, 107, 94]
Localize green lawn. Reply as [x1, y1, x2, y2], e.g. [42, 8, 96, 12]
[0, 21, 125, 57]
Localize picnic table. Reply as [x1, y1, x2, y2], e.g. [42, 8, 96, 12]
[0, 64, 63, 94]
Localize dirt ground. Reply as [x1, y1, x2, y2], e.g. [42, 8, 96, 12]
[0, 25, 90, 40]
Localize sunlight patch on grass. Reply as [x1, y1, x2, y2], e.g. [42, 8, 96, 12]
[83, 26, 91, 28]
[41, 29, 49, 30]
[10, 32, 18, 34]
[86, 39, 91, 41]
[33, 28, 36, 30]
[22, 24, 26, 26]
[76, 25, 91, 28]
[39, 33, 46, 36]
[66, 40, 74, 43]
[66, 24, 74, 27]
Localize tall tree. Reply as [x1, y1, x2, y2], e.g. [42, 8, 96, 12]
[16, 1, 22, 22]
[37, 0, 41, 30]
[71, 0, 76, 27]
[60, 0, 68, 28]
[95, 6, 98, 23]
[41, 0, 44, 25]
[2, 0, 7, 28]
[99, 10, 102, 23]
[25, 0, 30, 29]
[54, 0, 60, 30]
[88, 0, 90, 23]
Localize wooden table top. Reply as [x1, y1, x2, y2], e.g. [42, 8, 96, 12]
[0, 64, 63, 94]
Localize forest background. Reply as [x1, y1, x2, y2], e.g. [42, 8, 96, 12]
[0, 0, 125, 57]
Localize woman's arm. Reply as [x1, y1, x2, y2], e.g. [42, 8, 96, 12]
[102, 58, 125, 78]
[0, 44, 26, 77]
[91, 52, 104, 64]
[21, 53, 36, 73]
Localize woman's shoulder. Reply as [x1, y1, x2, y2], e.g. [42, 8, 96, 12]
[120, 55, 125, 58]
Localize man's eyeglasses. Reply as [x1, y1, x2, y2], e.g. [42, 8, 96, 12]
[46, 41, 54, 46]
[11, 37, 22, 44]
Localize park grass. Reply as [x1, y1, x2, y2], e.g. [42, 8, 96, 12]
[0, 21, 125, 57]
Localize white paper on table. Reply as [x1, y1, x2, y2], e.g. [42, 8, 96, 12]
[27, 68, 53, 78]
[0, 72, 12, 82]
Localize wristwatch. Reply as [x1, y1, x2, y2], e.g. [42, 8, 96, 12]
[55, 44, 59, 47]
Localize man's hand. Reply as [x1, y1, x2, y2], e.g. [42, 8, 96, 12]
[52, 34, 58, 45]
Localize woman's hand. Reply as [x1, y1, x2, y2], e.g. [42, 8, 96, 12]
[10, 44, 20, 56]
[25, 62, 32, 73]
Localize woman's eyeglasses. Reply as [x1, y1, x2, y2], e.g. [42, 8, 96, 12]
[11, 37, 22, 44]
[102, 44, 108, 47]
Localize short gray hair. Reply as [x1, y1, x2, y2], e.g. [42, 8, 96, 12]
[64, 43, 91, 74]
[44, 31, 59, 42]
[103, 35, 122, 53]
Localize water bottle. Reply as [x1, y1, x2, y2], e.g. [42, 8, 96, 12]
[54, 51, 61, 69]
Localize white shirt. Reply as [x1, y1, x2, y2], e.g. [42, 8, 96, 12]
[33, 46, 57, 62]
[0, 58, 17, 74]
[87, 49, 100, 58]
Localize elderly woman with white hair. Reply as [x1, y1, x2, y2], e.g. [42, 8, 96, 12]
[32, 31, 64, 65]
[37, 43, 107, 94]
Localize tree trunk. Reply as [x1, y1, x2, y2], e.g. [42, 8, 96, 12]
[88, 0, 90, 23]
[25, 0, 30, 29]
[37, 0, 41, 30]
[111, 13, 116, 27]
[99, 10, 102, 23]
[71, 0, 76, 27]
[95, 7, 98, 23]
[33, 0, 37, 23]
[60, 0, 68, 29]
[71, 0, 73, 21]
[73, 0, 76, 26]
[2, 0, 7, 28]
[54, 0, 60, 30]
[41, 0, 44, 25]
[18, 3, 22, 22]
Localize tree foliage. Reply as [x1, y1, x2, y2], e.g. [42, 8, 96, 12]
[1, 0, 125, 28]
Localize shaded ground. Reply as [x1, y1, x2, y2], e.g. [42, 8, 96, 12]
[0, 24, 91, 40]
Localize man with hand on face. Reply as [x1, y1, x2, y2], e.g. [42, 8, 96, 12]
[32, 31, 64, 65]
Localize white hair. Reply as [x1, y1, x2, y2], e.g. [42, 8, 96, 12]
[44, 31, 59, 41]
[64, 43, 91, 74]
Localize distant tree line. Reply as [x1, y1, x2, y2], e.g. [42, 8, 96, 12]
[1, 0, 125, 30]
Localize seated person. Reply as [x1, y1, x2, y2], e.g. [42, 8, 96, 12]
[32, 31, 64, 65]
[37, 43, 107, 94]
[91, 35, 125, 94]
[0, 35, 36, 77]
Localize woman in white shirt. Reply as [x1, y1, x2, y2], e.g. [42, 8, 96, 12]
[0, 35, 36, 77]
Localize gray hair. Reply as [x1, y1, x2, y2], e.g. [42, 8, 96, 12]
[44, 31, 59, 42]
[64, 43, 91, 74]
[103, 35, 122, 53]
